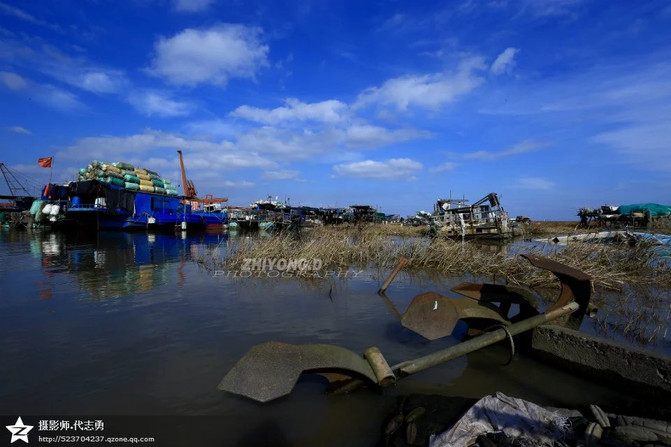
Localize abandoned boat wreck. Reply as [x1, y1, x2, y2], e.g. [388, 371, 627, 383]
[432, 192, 514, 239]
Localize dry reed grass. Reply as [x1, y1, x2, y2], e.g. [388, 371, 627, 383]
[526, 218, 671, 235]
[210, 225, 671, 290]
[201, 225, 671, 345]
[524, 221, 580, 235]
[592, 287, 670, 346]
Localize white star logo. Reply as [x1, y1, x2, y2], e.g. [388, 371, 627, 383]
[6, 417, 33, 444]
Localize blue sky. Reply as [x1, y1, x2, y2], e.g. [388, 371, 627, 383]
[1, 0, 670, 219]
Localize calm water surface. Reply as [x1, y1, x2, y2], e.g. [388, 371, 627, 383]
[0, 228, 661, 446]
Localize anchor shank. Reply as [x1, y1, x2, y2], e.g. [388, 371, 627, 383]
[394, 302, 579, 376]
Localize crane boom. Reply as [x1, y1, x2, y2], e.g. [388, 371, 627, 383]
[0, 163, 32, 198]
[176, 150, 197, 198]
[175, 151, 227, 210]
[0, 163, 36, 211]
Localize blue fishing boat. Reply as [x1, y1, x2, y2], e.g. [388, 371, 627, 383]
[33, 179, 227, 232]
[30, 155, 230, 232]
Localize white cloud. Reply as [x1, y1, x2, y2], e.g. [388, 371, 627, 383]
[490, 47, 519, 76]
[127, 91, 193, 117]
[7, 125, 31, 134]
[344, 124, 430, 148]
[430, 162, 458, 173]
[223, 180, 255, 188]
[500, 58, 671, 172]
[355, 57, 486, 110]
[261, 170, 300, 180]
[583, 65, 671, 171]
[0, 2, 53, 28]
[173, 0, 215, 13]
[519, 0, 583, 18]
[514, 177, 555, 190]
[78, 71, 126, 94]
[476, 54, 671, 175]
[148, 24, 269, 87]
[236, 127, 334, 158]
[57, 130, 277, 173]
[235, 123, 429, 159]
[229, 95, 431, 156]
[231, 98, 347, 124]
[47, 67, 127, 94]
[184, 119, 241, 138]
[40, 85, 83, 111]
[376, 13, 408, 33]
[462, 140, 546, 160]
[1, 71, 83, 111]
[333, 158, 423, 180]
[0, 71, 27, 90]
[593, 122, 671, 171]
[0, 37, 127, 94]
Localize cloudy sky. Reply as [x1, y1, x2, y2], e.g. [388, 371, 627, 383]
[1, 0, 670, 219]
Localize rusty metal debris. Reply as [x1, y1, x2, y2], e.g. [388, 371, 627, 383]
[450, 283, 540, 322]
[219, 302, 580, 402]
[400, 292, 508, 340]
[378, 257, 408, 294]
[217, 341, 378, 402]
[398, 254, 592, 339]
[393, 302, 578, 378]
[521, 254, 591, 330]
[218, 255, 593, 402]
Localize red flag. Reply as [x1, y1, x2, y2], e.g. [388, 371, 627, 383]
[38, 157, 53, 168]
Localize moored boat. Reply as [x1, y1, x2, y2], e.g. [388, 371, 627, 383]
[33, 179, 227, 232]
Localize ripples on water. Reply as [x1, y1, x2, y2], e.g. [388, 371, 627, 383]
[0, 228, 664, 446]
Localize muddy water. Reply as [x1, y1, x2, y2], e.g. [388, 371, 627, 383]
[0, 229, 663, 446]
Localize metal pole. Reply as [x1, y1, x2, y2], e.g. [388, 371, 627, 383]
[332, 302, 578, 394]
[378, 257, 408, 294]
[393, 302, 579, 377]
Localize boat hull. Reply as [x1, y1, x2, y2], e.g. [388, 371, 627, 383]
[36, 180, 228, 232]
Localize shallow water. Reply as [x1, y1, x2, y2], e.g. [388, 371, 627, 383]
[0, 228, 665, 446]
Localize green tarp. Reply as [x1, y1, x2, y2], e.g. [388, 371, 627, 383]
[618, 203, 671, 217]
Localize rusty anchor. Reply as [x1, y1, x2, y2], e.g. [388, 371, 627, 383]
[399, 254, 591, 340]
[217, 255, 591, 402]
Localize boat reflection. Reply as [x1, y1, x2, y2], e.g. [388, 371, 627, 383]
[30, 231, 229, 299]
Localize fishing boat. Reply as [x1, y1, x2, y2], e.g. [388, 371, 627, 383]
[239, 196, 305, 231]
[34, 179, 205, 231]
[32, 155, 228, 232]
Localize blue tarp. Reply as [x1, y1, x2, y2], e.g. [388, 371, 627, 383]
[632, 232, 671, 246]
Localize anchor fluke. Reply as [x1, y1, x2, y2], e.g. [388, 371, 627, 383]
[217, 341, 379, 402]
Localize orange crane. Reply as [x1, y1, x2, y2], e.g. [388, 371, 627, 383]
[177, 150, 228, 211]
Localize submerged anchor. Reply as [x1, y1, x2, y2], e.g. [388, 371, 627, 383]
[399, 254, 592, 340]
[217, 255, 591, 403]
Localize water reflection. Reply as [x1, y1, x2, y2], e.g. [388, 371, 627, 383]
[7, 230, 229, 300]
[1, 227, 667, 445]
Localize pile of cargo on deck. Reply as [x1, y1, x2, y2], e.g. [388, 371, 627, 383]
[78, 161, 178, 196]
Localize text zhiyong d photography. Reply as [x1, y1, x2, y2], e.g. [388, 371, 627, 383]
[213, 257, 364, 278]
